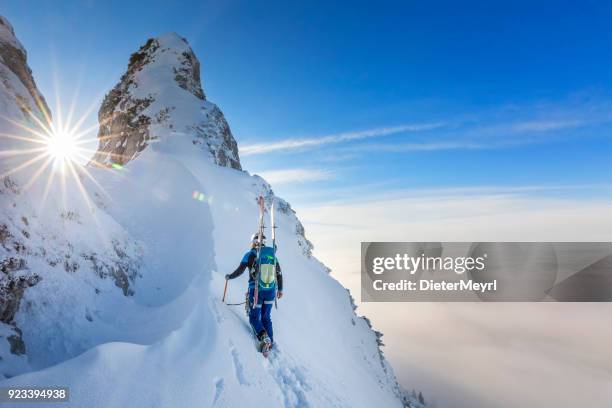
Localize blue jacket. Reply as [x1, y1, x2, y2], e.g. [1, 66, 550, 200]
[227, 248, 283, 291]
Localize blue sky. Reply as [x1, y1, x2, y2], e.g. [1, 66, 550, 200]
[4, 3, 612, 406]
[3, 0, 612, 206]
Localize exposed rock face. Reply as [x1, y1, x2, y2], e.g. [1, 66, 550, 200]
[0, 255, 40, 324]
[0, 16, 51, 123]
[89, 34, 241, 170]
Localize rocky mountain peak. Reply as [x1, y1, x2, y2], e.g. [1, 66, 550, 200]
[0, 15, 51, 125]
[89, 33, 241, 170]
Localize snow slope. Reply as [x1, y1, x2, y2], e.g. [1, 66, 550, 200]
[4, 159, 404, 407]
[0, 20, 407, 407]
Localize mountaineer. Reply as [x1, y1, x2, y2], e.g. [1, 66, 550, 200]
[226, 232, 283, 353]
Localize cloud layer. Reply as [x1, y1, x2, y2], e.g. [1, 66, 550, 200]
[297, 188, 612, 408]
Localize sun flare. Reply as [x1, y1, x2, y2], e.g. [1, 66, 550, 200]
[45, 126, 79, 168]
[0, 90, 115, 211]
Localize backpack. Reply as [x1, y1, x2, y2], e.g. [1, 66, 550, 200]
[256, 246, 277, 289]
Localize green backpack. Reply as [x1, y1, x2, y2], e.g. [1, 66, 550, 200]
[256, 246, 277, 289]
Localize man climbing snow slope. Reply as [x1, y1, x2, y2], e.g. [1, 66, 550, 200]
[225, 233, 283, 353]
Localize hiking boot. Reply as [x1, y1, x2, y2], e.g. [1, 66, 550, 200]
[257, 330, 272, 352]
[260, 336, 272, 353]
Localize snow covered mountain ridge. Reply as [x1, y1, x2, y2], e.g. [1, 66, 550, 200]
[0, 17, 418, 407]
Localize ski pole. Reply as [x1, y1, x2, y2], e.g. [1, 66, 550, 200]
[222, 279, 228, 303]
[226, 301, 246, 306]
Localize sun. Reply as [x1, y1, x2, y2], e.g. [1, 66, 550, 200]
[0, 90, 115, 211]
[45, 126, 78, 168]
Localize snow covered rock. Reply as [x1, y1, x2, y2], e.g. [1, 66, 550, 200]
[0, 15, 53, 377]
[0, 15, 144, 379]
[89, 33, 241, 170]
[250, 175, 315, 257]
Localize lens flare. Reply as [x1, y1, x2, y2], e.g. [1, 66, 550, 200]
[192, 190, 207, 202]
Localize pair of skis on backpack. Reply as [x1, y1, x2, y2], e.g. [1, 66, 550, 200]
[254, 195, 276, 358]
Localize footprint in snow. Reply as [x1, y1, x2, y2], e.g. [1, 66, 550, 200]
[229, 343, 249, 386]
[212, 377, 224, 406]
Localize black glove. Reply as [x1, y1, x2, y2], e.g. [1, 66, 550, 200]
[225, 274, 230, 280]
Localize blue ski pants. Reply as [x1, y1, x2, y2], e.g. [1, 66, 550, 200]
[248, 287, 276, 342]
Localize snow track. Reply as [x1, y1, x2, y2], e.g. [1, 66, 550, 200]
[219, 292, 312, 406]
[266, 348, 311, 408]
[229, 342, 249, 386]
[219, 297, 312, 407]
